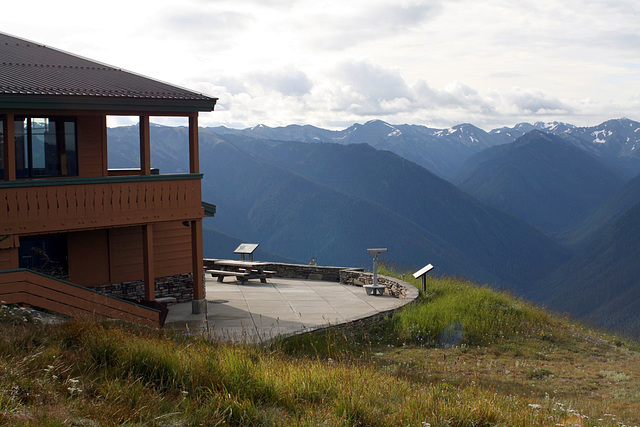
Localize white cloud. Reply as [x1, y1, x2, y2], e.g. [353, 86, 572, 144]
[1, 0, 639, 130]
[328, 60, 415, 114]
[504, 88, 572, 115]
[249, 69, 314, 96]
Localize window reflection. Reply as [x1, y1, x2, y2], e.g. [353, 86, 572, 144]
[14, 117, 78, 179]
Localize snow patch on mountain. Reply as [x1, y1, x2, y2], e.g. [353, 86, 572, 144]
[592, 129, 613, 144]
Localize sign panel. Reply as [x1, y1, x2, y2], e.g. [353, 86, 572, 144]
[234, 243, 259, 255]
[413, 263, 434, 279]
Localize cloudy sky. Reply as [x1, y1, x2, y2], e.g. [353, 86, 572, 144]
[2, 0, 639, 130]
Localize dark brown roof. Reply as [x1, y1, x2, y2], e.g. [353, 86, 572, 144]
[0, 32, 217, 113]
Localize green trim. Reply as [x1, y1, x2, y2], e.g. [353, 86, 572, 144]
[0, 268, 161, 314]
[1, 95, 217, 113]
[202, 201, 217, 217]
[0, 173, 203, 189]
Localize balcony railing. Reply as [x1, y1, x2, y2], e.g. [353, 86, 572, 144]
[0, 174, 203, 235]
[0, 269, 163, 328]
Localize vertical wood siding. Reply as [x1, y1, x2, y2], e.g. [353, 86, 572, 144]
[77, 115, 107, 178]
[0, 176, 203, 235]
[68, 229, 110, 286]
[106, 222, 192, 284]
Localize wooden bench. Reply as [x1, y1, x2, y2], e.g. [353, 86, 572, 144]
[206, 260, 276, 284]
[206, 269, 251, 282]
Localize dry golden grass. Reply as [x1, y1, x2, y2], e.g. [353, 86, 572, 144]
[1, 272, 639, 426]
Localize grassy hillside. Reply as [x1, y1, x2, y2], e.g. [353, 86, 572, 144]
[1, 274, 638, 425]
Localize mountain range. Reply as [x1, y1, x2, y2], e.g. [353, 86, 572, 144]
[211, 118, 640, 180]
[107, 117, 640, 337]
[454, 131, 625, 237]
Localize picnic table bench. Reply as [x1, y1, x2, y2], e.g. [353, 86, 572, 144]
[205, 259, 276, 284]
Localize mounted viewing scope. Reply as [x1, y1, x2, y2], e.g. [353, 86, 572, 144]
[365, 248, 388, 295]
[367, 248, 388, 257]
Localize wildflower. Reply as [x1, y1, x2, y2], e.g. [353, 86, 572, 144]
[528, 403, 542, 409]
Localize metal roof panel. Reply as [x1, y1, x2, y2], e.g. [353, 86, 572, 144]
[0, 32, 217, 112]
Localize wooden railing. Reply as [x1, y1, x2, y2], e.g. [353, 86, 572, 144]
[0, 174, 203, 235]
[0, 269, 162, 328]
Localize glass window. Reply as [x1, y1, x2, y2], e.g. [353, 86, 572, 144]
[15, 117, 78, 179]
[19, 234, 69, 280]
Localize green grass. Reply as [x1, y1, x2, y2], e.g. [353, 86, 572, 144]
[388, 272, 556, 347]
[0, 319, 557, 426]
[1, 270, 639, 425]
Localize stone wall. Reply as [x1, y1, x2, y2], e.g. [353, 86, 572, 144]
[203, 259, 362, 282]
[93, 273, 197, 303]
[339, 269, 414, 299]
[204, 259, 416, 300]
[266, 263, 363, 282]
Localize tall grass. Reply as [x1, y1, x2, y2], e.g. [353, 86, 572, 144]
[0, 316, 566, 425]
[378, 265, 557, 347]
[2, 270, 630, 427]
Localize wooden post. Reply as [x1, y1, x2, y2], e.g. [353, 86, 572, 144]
[188, 114, 199, 174]
[3, 114, 16, 181]
[142, 224, 155, 301]
[101, 115, 109, 177]
[412, 264, 434, 296]
[191, 218, 205, 314]
[139, 115, 151, 175]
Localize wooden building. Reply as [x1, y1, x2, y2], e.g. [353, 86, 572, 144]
[0, 32, 217, 327]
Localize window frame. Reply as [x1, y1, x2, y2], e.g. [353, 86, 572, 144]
[14, 115, 78, 179]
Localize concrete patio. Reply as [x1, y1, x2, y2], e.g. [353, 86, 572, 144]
[164, 275, 418, 343]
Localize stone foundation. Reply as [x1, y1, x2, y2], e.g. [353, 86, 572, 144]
[339, 269, 412, 299]
[266, 263, 363, 282]
[93, 273, 198, 304]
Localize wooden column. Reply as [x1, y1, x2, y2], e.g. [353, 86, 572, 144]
[139, 115, 151, 175]
[3, 114, 16, 181]
[188, 114, 199, 174]
[191, 219, 205, 313]
[142, 224, 155, 301]
[101, 115, 109, 177]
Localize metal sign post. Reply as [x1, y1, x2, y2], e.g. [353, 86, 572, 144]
[413, 264, 434, 293]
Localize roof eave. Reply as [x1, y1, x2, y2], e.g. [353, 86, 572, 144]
[0, 94, 218, 114]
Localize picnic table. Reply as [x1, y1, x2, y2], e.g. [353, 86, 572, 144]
[205, 259, 276, 284]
